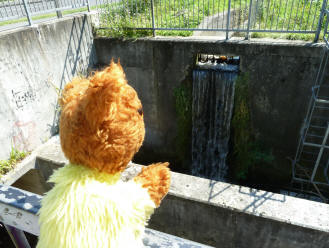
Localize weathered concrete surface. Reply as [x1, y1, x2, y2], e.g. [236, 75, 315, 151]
[13, 141, 329, 248]
[0, 13, 97, 160]
[150, 173, 329, 248]
[94, 37, 325, 184]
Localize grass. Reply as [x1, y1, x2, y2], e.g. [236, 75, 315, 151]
[0, 6, 96, 27]
[0, 148, 28, 177]
[96, 0, 325, 40]
[96, 0, 248, 37]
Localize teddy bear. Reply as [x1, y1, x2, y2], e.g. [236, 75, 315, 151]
[37, 61, 171, 248]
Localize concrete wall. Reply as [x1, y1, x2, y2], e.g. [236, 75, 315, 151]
[11, 139, 329, 248]
[0, 13, 96, 160]
[149, 171, 329, 248]
[94, 37, 325, 185]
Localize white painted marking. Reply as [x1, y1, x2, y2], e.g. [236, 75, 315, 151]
[23, 203, 33, 210]
[0, 193, 15, 203]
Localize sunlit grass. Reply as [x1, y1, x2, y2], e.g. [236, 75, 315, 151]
[0, 148, 28, 176]
[96, 0, 324, 40]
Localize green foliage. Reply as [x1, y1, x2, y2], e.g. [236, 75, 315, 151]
[173, 83, 192, 164]
[257, 0, 322, 31]
[96, 0, 245, 38]
[0, 148, 27, 176]
[96, 0, 324, 41]
[251, 32, 318, 41]
[231, 73, 274, 180]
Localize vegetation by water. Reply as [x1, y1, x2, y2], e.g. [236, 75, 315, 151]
[231, 73, 274, 181]
[173, 82, 192, 171]
[0, 148, 28, 177]
[96, 0, 323, 40]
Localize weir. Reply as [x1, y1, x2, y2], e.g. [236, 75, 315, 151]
[191, 56, 239, 181]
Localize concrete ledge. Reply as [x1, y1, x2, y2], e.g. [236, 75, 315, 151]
[4, 137, 329, 248]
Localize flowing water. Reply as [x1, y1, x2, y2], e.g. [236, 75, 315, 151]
[192, 63, 238, 181]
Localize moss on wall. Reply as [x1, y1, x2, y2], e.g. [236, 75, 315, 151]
[173, 81, 192, 173]
[231, 73, 275, 181]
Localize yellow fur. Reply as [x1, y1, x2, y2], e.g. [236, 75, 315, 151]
[37, 164, 155, 248]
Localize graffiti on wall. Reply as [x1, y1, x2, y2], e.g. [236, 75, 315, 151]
[11, 90, 37, 110]
[11, 121, 37, 152]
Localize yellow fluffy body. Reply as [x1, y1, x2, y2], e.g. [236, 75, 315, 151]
[37, 164, 155, 248]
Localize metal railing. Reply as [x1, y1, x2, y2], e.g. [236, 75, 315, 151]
[291, 5, 329, 202]
[0, 0, 90, 26]
[95, 0, 328, 41]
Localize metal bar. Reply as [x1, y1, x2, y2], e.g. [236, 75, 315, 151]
[269, 0, 276, 30]
[311, 0, 321, 30]
[239, 0, 242, 30]
[4, 225, 31, 248]
[216, 0, 220, 29]
[232, 0, 235, 29]
[305, 0, 314, 30]
[314, 0, 328, 42]
[292, 0, 302, 31]
[245, 0, 253, 39]
[304, 142, 329, 149]
[202, 0, 204, 29]
[54, 0, 63, 18]
[97, 26, 317, 33]
[281, 0, 289, 30]
[275, 0, 283, 30]
[226, 0, 231, 39]
[264, 0, 272, 29]
[294, 51, 329, 165]
[222, 0, 226, 29]
[287, 0, 296, 31]
[22, 0, 32, 25]
[212, 0, 215, 29]
[293, 176, 329, 186]
[298, 0, 308, 31]
[150, 0, 156, 36]
[311, 123, 329, 182]
[86, 0, 90, 12]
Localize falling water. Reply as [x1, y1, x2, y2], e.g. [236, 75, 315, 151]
[192, 61, 238, 181]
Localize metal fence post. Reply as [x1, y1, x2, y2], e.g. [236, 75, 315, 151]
[54, 0, 63, 18]
[226, 0, 232, 40]
[245, 0, 253, 40]
[314, 0, 328, 42]
[150, 0, 156, 37]
[86, 0, 91, 12]
[22, 0, 32, 26]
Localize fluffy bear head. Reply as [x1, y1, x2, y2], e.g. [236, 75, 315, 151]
[59, 61, 145, 174]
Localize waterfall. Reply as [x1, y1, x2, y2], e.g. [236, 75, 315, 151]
[192, 62, 238, 181]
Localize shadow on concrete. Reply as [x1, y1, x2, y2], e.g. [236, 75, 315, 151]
[238, 186, 286, 213]
[207, 180, 286, 213]
[50, 14, 97, 135]
[207, 180, 232, 201]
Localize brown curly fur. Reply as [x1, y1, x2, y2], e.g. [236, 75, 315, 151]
[60, 61, 171, 206]
[60, 61, 145, 174]
[134, 163, 171, 207]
